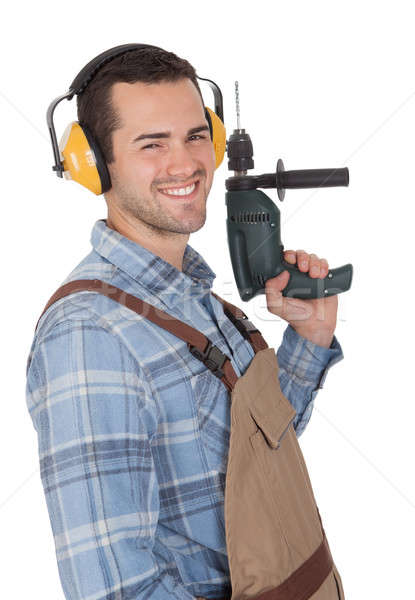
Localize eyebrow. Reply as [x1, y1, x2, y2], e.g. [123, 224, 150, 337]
[132, 124, 210, 143]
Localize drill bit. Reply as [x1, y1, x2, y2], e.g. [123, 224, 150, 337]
[235, 81, 241, 130]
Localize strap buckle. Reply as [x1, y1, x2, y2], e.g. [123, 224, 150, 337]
[188, 340, 228, 379]
[232, 317, 260, 341]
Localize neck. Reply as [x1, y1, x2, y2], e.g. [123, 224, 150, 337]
[105, 206, 188, 272]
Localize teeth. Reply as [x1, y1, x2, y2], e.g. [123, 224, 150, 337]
[159, 182, 196, 196]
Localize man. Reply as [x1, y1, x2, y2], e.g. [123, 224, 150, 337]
[25, 46, 343, 600]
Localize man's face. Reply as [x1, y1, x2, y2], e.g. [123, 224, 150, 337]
[105, 78, 216, 235]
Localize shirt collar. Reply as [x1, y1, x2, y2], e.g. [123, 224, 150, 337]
[90, 219, 216, 308]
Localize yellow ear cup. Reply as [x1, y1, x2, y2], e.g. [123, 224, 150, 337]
[205, 106, 226, 169]
[59, 122, 103, 195]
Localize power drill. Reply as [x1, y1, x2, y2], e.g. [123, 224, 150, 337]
[225, 82, 353, 301]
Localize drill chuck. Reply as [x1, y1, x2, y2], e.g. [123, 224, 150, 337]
[227, 128, 254, 173]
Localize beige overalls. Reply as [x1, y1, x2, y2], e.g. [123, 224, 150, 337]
[36, 279, 345, 600]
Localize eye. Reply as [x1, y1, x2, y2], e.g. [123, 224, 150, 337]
[141, 135, 208, 150]
[188, 134, 207, 141]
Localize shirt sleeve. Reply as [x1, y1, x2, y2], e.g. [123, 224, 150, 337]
[25, 318, 195, 600]
[276, 324, 344, 438]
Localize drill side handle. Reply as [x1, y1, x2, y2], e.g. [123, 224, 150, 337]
[278, 166, 349, 190]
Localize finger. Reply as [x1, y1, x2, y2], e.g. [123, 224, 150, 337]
[309, 253, 321, 278]
[296, 249, 309, 272]
[310, 256, 329, 278]
[320, 258, 329, 278]
[284, 250, 297, 264]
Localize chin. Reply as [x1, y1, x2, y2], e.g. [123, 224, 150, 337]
[189, 221, 205, 233]
[176, 214, 206, 234]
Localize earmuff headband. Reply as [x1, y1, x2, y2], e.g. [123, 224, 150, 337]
[47, 43, 225, 179]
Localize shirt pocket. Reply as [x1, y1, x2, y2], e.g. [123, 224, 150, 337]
[188, 370, 231, 477]
[169, 546, 231, 597]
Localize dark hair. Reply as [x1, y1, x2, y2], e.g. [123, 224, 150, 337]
[77, 46, 204, 164]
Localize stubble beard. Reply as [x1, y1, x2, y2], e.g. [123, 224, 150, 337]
[110, 174, 208, 237]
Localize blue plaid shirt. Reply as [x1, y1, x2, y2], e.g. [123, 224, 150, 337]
[25, 218, 343, 600]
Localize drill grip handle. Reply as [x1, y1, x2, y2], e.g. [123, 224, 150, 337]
[279, 260, 353, 299]
[225, 188, 353, 302]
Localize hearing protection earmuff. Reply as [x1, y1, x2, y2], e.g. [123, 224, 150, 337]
[46, 43, 227, 195]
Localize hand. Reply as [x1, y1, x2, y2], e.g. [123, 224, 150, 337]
[264, 249, 338, 348]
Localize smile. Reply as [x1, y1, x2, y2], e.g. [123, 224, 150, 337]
[158, 180, 200, 199]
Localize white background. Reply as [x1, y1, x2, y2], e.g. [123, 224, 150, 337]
[2, 1, 414, 598]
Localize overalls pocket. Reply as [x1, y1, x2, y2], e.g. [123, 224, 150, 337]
[248, 389, 326, 562]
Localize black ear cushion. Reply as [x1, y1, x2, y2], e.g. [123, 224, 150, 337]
[80, 122, 112, 194]
[204, 108, 213, 141]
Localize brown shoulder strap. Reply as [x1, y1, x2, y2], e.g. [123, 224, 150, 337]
[211, 291, 268, 353]
[35, 279, 238, 392]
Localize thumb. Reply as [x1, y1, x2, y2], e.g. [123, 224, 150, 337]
[265, 270, 290, 294]
[265, 271, 290, 314]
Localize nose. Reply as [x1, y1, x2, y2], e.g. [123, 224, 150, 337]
[166, 141, 199, 180]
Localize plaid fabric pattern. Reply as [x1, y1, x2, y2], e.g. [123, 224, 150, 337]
[25, 219, 343, 599]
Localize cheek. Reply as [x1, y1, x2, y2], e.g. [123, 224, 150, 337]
[202, 144, 216, 175]
[119, 153, 157, 188]
[209, 147, 216, 168]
